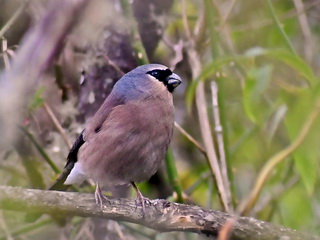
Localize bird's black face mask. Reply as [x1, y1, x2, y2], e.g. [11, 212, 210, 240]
[147, 69, 182, 93]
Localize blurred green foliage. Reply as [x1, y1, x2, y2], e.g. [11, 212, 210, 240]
[181, 0, 320, 234]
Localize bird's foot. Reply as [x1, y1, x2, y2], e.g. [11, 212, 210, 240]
[131, 182, 151, 214]
[135, 193, 152, 213]
[95, 184, 110, 210]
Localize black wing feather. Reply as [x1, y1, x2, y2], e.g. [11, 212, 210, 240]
[65, 130, 85, 167]
[49, 130, 85, 191]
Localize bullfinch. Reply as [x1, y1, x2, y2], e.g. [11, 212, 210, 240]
[50, 64, 182, 210]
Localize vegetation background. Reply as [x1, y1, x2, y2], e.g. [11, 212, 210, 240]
[1, 0, 320, 239]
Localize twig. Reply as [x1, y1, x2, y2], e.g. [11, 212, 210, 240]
[0, 1, 29, 38]
[194, 5, 206, 46]
[203, 0, 219, 56]
[217, 0, 238, 32]
[165, 149, 183, 203]
[190, 53, 230, 212]
[102, 54, 125, 75]
[181, 0, 192, 40]
[0, 186, 319, 240]
[1, 38, 11, 70]
[252, 176, 299, 215]
[43, 102, 72, 149]
[182, 0, 230, 212]
[211, 0, 239, 56]
[162, 38, 184, 70]
[19, 127, 60, 174]
[266, 105, 288, 145]
[232, 0, 320, 32]
[110, 221, 125, 240]
[218, 218, 237, 240]
[238, 99, 320, 215]
[0, 211, 13, 240]
[292, 0, 313, 63]
[230, 125, 257, 156]
[121, 222, 155, 239]
[267, 0, 297, 56]
[210, 81, 232, 212]
[0, 219, 53, 240]
[206, 176, 214, 208]
[185, 171, 211, 195]
[174, 122, 207, 156]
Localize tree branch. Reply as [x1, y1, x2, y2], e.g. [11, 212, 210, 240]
[0, 186, 318, 240]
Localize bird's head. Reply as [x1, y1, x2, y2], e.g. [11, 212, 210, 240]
[113, 64, 182, 100]
[145, 64, 182, 93]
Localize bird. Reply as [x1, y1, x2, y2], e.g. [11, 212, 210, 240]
[50, 63, 182, 210]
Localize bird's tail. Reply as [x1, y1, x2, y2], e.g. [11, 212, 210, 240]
[49, 163, 74, 191]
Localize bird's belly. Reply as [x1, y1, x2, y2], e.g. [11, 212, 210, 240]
[78, 128, 171, 188]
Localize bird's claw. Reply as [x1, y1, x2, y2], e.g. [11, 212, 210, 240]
[131, 182, 152, 215]
[135, 191, 152, 215]
[135, 194, 151, 207]
[95, 184, 110, 210]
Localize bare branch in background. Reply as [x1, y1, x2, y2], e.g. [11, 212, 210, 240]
[292, 0, 314, 64]
[217, 0, 238, 32]
[0, 210, 13, 240]
[174, 122, 207, 156]
[1, 38, 11, 70]
[210, 81, 232, 211]
[163, 38, 184, 70]
[252, 176, 299, 215]
[181, 0, 232, 213]
[232, 0, 320, 32]
[218, 218, 236, 240]
[0, 1, 29, 39]
[43, 102, 72, 149]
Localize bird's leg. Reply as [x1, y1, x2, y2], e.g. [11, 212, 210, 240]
[94, 183, 109, 210]
[131, 182, 151, 213]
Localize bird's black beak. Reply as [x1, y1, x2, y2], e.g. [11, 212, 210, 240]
[166, 73, 182, 92]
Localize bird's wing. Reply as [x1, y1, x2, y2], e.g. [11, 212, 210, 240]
[65, 130, 85, 168]
[77, 98, 174, 185]
[50, 95, 124, 190]
[49, 131, 85, 190]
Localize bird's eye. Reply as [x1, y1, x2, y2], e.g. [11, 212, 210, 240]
[149, 70, 161, 78]
[147, 69, 172, 81]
